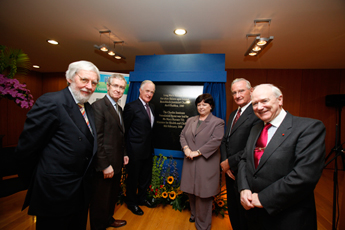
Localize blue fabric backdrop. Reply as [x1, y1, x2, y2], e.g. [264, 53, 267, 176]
[203, 82, 226, 122]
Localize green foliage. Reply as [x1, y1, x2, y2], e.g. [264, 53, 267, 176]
[0, 45, 31, 79]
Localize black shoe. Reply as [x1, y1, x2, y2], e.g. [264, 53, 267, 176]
[127, 205, 144, 215]
[189, 217, 195, 223]
[139, 199, 156, 208]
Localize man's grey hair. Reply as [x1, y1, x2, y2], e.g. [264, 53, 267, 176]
[253, 84, 283, 98]
[140, 80, 155, 91]
[231, 78, 251, 90]
[65, 60, 100, 83]
[107, 73, 127, 86]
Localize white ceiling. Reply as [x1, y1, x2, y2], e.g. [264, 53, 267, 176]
[1, 0, 345, 73]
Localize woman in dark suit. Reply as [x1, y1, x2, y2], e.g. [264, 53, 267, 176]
[180, 93, 224, 230]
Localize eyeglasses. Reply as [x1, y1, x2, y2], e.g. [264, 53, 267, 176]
[75, 72, 98, 87]
[108, 83, 126, 91]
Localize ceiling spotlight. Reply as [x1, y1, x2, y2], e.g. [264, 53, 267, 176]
[47, 39, 58, 45]
[33, 65, 40, 68]
[244, 36, 274, 56]
[252, 46, 261, 52]
[174, 29, 187, 35]
[100, 44, 109, 52]
[94, 30, 126, 60]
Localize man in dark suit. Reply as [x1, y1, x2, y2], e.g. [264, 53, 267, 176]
[90, 74, 128, 229]
[15, 61, 100, 230]
[220, 78, 260, 230]
[238, 84, 326, 230]
[123, 80, 156, 215]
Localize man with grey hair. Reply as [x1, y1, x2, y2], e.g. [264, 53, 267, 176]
[15, 60, 100, 229]
[90, 74, 128, 229]
[123, 80, 156, 215]
[220, 78, 260, 230]
[238, 84, 326, 230]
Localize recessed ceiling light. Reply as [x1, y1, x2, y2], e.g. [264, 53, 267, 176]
[174, 29, 187, 36]
[47, 39, 59, 45]
[114, 55, 122, 59]
[33, 65, 40, 68]
[249, 52, 257, 56]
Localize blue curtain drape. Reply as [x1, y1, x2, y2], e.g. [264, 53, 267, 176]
[203, 82, 226, 122]
[126, 82, 141, 104]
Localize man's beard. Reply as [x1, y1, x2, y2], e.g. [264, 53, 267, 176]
[70, 86, 92, 104]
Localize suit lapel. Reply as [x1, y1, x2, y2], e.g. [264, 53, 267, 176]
[62, 88, 93, 144]
[230, 106, 254, 136]
[137, 99, 151, 124]
[256, 113, 293, 171]
[104, 96, 124, 133]
[225, 110, 236, 137]
[195, 113, 212, 136]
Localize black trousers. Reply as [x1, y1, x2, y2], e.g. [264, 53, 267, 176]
[226, 175, 248, 230]
[125, 157, 152, 206]
[36, 208, 88, 230]
[90, 171, 121, 230]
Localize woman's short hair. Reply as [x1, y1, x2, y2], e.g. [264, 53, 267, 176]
[195, 93, 215, 111]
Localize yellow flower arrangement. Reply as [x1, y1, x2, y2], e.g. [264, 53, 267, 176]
[118, 154, 228, 217]
[162, 192, 168, 198]
[169, 191, 177, 200]
[217, 200, 225, 207]
[167, 176, 174, 184]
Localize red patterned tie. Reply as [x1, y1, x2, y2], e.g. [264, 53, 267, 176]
[254, 123, 272, 168]
[231, 108, 241, 132]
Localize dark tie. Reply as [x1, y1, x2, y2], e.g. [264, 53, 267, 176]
[78, 103, 93, 133]
[145, 103, 151, 124]
[254, 123, 272, 168]
[230, 108, 241, 132]
[115, 103, 123, 127]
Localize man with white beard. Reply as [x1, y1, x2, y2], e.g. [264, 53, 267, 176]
[15, 61, 100, 230]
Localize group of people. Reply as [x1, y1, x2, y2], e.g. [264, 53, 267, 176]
[15, 60, 326, 230]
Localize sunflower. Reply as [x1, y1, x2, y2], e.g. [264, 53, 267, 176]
[217, 200, 225, 207]
[167, 176, 174, 184]
[162, 192, 168, 198]
[169, 191, 177, 200]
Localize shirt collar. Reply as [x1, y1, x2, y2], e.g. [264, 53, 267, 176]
[106, 94, 117, 107]
[238, 101, 252, 114]
[139, 97, 147, 106]
[268, 108, 287, 128]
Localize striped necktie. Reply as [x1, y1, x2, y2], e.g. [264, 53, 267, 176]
[78, 103, 92, 133]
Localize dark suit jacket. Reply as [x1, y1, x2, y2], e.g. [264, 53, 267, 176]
[123, 98, 155, 160]
[220, 105, 260, 174]
[92, 95, 126, 174]
[180, 114, 224, 198]
[237, 112, 326, 230]
[15, 87, 97, 216]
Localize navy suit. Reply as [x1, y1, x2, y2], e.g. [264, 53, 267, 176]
[15, 87, 97, 225]
[123, 98, 155, 205]
[237, 112, 326, 230]
[220, 105, 260, 230]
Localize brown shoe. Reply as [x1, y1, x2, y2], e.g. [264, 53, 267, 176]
[109, 219, 127, 228]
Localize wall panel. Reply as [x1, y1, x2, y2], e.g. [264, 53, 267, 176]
[267, 69, 303, 116]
